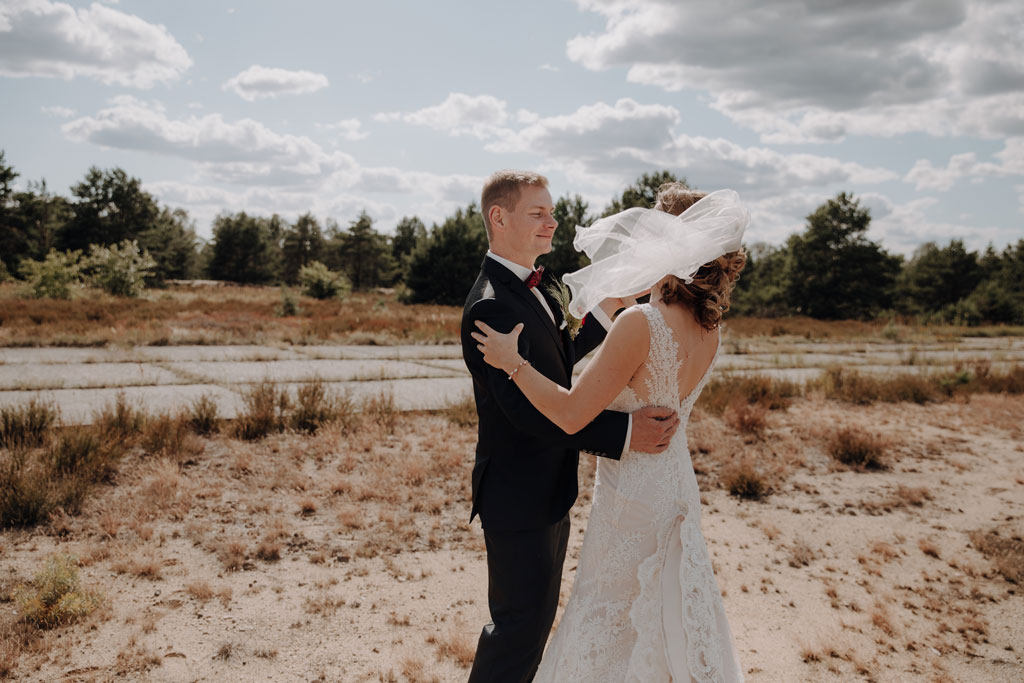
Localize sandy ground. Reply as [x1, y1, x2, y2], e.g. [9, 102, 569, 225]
[1, 393, 1023, 682]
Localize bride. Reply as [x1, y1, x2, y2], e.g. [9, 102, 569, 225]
[471, 183, 748, 682]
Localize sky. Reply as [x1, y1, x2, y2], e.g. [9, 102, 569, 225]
[1, 0, 1022, 254]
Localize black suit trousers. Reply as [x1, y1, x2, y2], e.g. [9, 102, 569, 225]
[467, 515, 571, 683]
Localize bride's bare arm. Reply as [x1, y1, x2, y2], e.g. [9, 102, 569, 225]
[472, 307, 650, 434]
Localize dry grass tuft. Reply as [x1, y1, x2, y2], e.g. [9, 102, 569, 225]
[918, 539, 941, 559]
[721, 460, 770, 500]
[788, 538, 816, 568]
[698, 375, 799, 415]
[114, 638, 162, 675]
[141, 413, 204, 463]
[13, 553, 102, 629]
[291, 379, 349, 434]
[363, 392, 398, 433]
[827, 427, 888, 470]
[185, 580, 215, 602]
[255, 538, 282, 562]
[969, 529, 1024, 583]
[187, 394, 220, 435]
[233, 381, 289, 441]
[441, 396, 478, 428]
[725, 400, 768, 437]
[2, 424, 124, 527]
[817, 367, 938, 405]
[0, 399, 57, 450]
[219, 540, 248, 572]
[93, 393, 145, 442]
[429, 623, 475, 669]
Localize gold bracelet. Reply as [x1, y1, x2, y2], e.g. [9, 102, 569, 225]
[508, 359, 530, 380]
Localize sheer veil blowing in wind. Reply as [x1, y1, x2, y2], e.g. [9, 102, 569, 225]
[563, 189, 750, 319]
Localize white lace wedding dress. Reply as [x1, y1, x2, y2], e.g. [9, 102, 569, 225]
[535, 304, 744, 683]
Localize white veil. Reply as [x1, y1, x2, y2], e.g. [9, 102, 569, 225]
[563, 189, 750, 319]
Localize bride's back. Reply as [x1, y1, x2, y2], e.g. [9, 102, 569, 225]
[626, 301, 720, 408]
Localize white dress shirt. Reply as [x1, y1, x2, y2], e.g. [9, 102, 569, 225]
[485, 251, 632, 457]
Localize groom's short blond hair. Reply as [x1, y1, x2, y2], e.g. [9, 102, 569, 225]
[481, 170, 548, 241]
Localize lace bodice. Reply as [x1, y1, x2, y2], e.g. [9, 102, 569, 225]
[609, 303, 719, 417]
[535, 303, 742, 683]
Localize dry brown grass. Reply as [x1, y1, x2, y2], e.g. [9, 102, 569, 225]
[919, 539, 941, 559]
[185, 580, 215, 602]
[725, 400, 768, 437]
[114, 638, 161, 675]
[788, 538, 817, 568]
[698, 375, 800, 415]
[827, 427, 889, 470]
[141, 412, 204, 463]
[720, 459, 770, 500]
[0, 284, 462, 347]
[428, 623, 475, 669]
[969, 529, 1024, 583]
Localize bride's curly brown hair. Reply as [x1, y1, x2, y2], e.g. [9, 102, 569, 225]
[653, 182, 746, 331]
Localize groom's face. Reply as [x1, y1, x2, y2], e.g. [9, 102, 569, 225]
[505, 185, 557, 261]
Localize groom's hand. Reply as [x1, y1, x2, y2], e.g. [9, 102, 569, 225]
[628, 406, 680, 453]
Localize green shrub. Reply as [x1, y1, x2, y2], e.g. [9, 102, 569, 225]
[298, 261, 350, 300]
[0, 400, 58, 450]
[83, 240, 156, 297]
[13, 554, 102, 629]
[19, 249, 83, 299]
[275, 286, 302, 317]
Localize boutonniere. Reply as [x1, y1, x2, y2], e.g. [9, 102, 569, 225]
[545, 278, 586, 339]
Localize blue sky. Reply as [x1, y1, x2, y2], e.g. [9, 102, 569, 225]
[1, 0, 1021, 253]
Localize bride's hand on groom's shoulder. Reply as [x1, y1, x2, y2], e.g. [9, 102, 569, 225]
[471, 320, 525, 374]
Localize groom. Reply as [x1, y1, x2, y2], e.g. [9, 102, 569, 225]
[461, 170, 680, 682]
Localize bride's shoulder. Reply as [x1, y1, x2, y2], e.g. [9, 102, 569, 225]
[606, 305, 652, 345]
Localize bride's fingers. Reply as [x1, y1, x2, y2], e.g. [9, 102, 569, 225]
[474, 320, 496, 334]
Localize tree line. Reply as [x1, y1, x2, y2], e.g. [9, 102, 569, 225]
[1, 152, 1021, 323]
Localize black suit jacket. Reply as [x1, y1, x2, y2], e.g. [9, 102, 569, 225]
[461, 257, 629, 531]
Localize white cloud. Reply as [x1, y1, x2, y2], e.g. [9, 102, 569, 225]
[487, 98, 896, 198]
[376, 93, 510, 139]
[222, 65, 328, 101]
[350, 69, 378, 84]
[62, 96, 353, 186]
[490, 98, 679, 159]
[871, 196, 1016, 253]
[0, 0, 191, 87]
[40, 104, 75, 118]
[320, 118, 368, 141]
[539, 64, 559, 72]
[568, 0, 1024, 142]
[903, 137, 1024, 190]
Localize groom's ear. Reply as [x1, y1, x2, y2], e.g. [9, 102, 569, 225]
[487, 204, 505, 233]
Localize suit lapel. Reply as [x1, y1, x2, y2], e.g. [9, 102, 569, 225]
[483, 258, 569, 370]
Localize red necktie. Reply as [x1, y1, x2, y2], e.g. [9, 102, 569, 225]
[525, 266, 544, 289]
